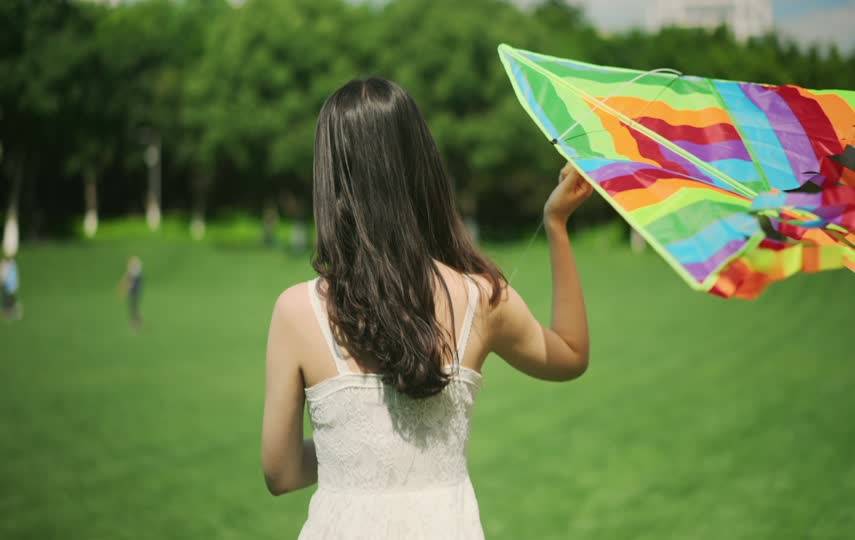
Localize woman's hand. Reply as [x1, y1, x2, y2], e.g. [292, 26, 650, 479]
[544, 162, 593, 226]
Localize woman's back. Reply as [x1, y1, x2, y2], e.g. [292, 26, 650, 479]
[298, 275, 485, 539]
[261, 78, 591, 539]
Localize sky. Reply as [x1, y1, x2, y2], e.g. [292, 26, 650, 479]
[581, 0, 855, 51]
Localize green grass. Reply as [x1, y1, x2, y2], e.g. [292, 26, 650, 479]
[2, 226, 853, 539]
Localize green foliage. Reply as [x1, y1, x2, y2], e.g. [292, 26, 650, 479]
[1, 0, 853, 236]
[80, 213, 311, 249]
[185, 0, 361, 201]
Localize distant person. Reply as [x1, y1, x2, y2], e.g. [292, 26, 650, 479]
[1, 256, 22, 320]
[120, 256, 144, 330]
[262, 79, 591, 539]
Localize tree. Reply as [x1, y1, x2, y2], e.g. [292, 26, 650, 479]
[372, 0, 560, 232]
[2, 0, 853, 240]
[99, 0, 207, 231]
[0, 0, 93, 249]
[187, 0, 363, 242]
[61, 1, 119, 238]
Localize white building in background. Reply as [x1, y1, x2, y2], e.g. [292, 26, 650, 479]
[648, 0, 773, 41]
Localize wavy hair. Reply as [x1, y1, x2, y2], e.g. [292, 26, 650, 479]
[311, 78, 505, 398]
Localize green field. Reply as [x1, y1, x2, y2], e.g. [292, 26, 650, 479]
[2, 227, 853, 539]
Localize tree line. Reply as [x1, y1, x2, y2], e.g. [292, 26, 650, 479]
[2, 0, 853, 243]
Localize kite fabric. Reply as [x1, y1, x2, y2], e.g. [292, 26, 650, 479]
[498, 44, 855, 299]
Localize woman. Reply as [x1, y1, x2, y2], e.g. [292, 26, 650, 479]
[262, 78, 591, 538]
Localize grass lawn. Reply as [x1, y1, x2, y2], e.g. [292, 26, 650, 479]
[1, 226, 853, 539]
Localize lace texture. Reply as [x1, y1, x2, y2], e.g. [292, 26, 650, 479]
[298, 277, 485, 539]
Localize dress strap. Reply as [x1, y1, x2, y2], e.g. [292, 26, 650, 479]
[455, 275, 479, 366]
[307, 278, 351, 375]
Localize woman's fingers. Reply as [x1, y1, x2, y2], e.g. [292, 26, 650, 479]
[545, 162, 592, 223]
[560, 162, 574, 181]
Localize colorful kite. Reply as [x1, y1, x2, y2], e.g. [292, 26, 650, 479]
[498, 44, 855, 299]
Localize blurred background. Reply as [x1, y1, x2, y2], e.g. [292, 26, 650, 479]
[1, 1, 853, 539]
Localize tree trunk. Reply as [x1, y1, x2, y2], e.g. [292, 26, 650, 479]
[459, 191, 479, 244]
[144, 136, 162, 231]
[190, 173, 211, 241]
[3, 155, 22, 257]
[280, 190, 308, 255]
[262, 198, 279, 248]
[290, 218, 308, 255]
[83, 168, 98, 238]
[464, 216, 480, 244]
[630, 227, 647, 253]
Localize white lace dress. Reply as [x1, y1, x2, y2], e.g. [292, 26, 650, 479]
[298, 277, 485, 539]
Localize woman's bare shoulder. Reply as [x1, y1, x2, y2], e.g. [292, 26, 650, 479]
[460, 271, 510, 316]
[272, 280, 315, 328]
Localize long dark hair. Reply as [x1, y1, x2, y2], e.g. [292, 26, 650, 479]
[312, 78, 505, 399]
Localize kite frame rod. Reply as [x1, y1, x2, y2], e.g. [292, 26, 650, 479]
[505, 47, 757, 199]
[553, 67, 684, 144]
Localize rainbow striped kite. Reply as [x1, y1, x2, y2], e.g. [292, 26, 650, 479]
[499, 44, 855, 299]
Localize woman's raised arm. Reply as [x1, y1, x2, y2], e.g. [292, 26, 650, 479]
[488, 163, 591, 381]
